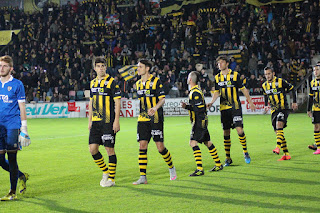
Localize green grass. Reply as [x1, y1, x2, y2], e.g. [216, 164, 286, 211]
[0, 114, 319, 212]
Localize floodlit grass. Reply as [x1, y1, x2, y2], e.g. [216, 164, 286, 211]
[0, 114, 319, 212]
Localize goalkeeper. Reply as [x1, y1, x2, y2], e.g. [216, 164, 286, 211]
[0, 55, 30, 201]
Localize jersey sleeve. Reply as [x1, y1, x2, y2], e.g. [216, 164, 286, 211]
[17, 81, 26, 102]
[262, 83, 267, 95]
[309, 81, 314, 96]
[191, 91, 205, 112]
[156, 79, 165, 99]
[235, 72, 245, 89]
[90, 80, 94, 99]
[283, 79, 294, 92]
[213, 76, 220, 93]
[112, 81, 121, 100]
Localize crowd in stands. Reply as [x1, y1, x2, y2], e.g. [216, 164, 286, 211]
[0, 0, 319, 102]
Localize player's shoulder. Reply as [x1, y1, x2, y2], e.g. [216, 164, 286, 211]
[11, 77, 23, 86]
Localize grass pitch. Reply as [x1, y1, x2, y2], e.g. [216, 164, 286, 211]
[0, 113, 319, 212]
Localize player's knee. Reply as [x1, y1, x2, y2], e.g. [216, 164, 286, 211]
[189, 140, 197, 147]
[315, 124, 320, 131]
[155, 142, 165, 152]
[105, 147, 115, 156]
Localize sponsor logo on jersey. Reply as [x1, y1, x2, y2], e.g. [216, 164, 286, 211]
[0, 95, 13, 103]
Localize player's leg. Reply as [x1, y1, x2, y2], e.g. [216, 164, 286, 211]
[221, 110, 232, 166]
[311, 111, 320, 154]
[235, 126, 251, 164]
[89, 123, 109, 186]
[154, 122, 176, 180]
[103, 147, 116, 187]
[189, 140, 204, 176]
[271, 112, 281, 154]
[276, 121, 290, 161]
[313, 122, 320, 154]
[133, 122, 150, 185]
[1, 129, 20, 201]
[205, 141, 223, 172]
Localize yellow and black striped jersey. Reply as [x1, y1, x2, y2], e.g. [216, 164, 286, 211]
[90, 74, 121, 123]
[214, 69, 245, 111]
[309, 79, 320, 111]
[185, 85, 208, 128]
[136, 75, 165, 123]
[262, 77, 294, 113]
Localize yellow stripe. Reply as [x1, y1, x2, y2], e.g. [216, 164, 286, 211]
[105, 96, 110, 122]
[272, 80, 279, 106]
[233, 87, 238, 109]
[106, 78, 113, 89]
[145, 80, 152, 110]
[227, 73, 232, 103]
[153, 97, 158, 123]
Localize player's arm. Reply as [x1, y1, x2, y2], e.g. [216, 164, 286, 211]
[88, 98, 93, 130]
[307, 83, 314, 118]
[148, 97, 165, 116]
[18, 101, 31, 147]
[113, 98, 120, 133]
[113, 83, 121, 133]
[207, 90, 220, 108]
[240, 87, 256, 111]
[148, 80, 165, 116]
[284, 79, 298, 110]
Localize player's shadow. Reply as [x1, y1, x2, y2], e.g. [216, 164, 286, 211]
[21, 198, 92, 213]
[168, 180, 320, 202]
[255, 164, 320, 173]
[126, 184, 320, 212]
[226, 170, 320, 186]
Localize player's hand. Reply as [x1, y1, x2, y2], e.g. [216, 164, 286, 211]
[206, 102, 213, 109]
[249, 103, 256, 111]
[113, 120, 120, 133]
[88, 122, 92, 130]
[19, 130, 31, 147]
[307, 111, 312, 118]
[181, 102, 187, 109]
[148, 107, 156, 116]
[292, 103, 298, 111]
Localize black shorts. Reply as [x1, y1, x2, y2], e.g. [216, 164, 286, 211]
[271, 110, 289, 131]
[312, 111, 320, 124]
[89, 122, 116, 148]
[190, 125, 211, 143]
[220, 109, 243, 130]
[137, 122, 164, 142]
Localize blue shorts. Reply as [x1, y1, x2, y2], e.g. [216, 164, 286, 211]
[0, 125, 19, 151]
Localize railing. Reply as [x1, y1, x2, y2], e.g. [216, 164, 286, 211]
[294, 69, 313, 105]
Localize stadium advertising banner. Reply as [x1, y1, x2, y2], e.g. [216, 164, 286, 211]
[26, 96, 266, 119]
[0, 30, 21, 46]
[246, 0, 303, 7]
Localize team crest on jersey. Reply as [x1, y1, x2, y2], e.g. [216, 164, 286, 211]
[7, 86, 12, 91]
[104, 81, 109, 85]
[149, 82, 154, 87]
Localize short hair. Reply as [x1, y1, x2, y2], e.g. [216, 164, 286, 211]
[0, 55, 13, 67]
[92, 56, 106, 67]
[189, 71, 199, 84]
[138, 59, 153, 71]
[264, 67, 273, 72]
[216, 55, 229, 64]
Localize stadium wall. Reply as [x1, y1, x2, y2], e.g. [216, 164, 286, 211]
[26, 96, 266, 118]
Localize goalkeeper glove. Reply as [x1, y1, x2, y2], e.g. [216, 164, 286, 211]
[19, 120, 31, 147]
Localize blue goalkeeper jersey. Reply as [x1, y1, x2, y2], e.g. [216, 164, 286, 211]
[0, 76, 25, 129]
